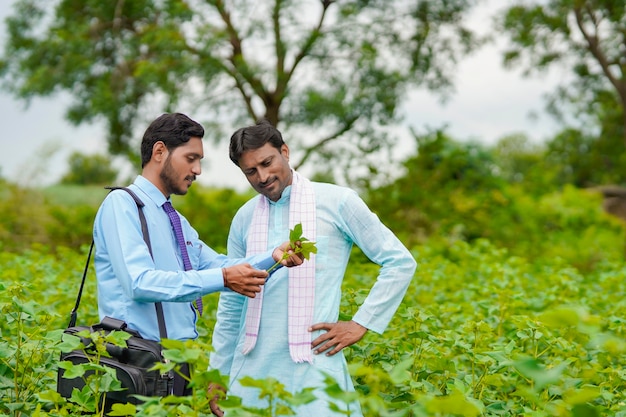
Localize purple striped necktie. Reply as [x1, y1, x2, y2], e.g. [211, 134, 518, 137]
[162, 201, 203, 316]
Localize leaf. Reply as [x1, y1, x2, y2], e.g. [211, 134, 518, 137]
[108, 402, 137, 416]
[287, 223, 317, 259]
[57, 361, 86, 379]
[105, 330, 133, 346]
[70, 387, 97, 412]
[299, 241, 318, 260]
[563, 386, 601, 405]
[58, 333, 85, 352]
[425, 389, 483, 417]
[514, 357, 571, 391]
[289, 223, 303, 243]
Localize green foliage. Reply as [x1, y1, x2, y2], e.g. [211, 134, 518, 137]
[56, 330, 128, 415]
[544, 127, 626, 187]
[0, 0, 198, 161]
[0, 180, 53, 252]
[368, 130, 507, 246]
[60, 152, 118, 186]
[342, 240, 626, 416]
[490, 133, 556, 190]
[0, 181, 101, 252]
[288, 224, 317, 260]
[368, 131, 624, 270]
[40, 184, 110, 207]
[222, 376, 316, 416]
[0, 282, 62, 416]
[0, 181, 250, 254]
[3, 221, 626, 415]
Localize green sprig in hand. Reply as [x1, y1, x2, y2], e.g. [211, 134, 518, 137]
[267, 223, 317, 274]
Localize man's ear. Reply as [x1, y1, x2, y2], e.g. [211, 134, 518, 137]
[152, 141, 168, 163]
[280, 144, 290, 160]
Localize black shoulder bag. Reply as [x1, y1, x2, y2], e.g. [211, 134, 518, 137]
[57, 187, 174, 406]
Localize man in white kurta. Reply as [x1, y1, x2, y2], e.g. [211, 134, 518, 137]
[210, 120, 417, 416]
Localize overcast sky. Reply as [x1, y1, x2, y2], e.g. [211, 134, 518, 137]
[0, 1, 566, 191]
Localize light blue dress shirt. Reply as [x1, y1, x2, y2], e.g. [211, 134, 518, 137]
[211, 180, 417, 416]
[93, 175, 276, 341]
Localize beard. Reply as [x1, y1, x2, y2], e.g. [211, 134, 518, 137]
[160, 154, 190, 196]
[255, 179, 282, 202]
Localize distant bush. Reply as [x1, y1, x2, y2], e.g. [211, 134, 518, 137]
[368, 132, 625, 270]
[0, 182, 102, 252]
[0, 180, 254, 254]
[0, 181, 57, 252]
[60, 152, 118, 185]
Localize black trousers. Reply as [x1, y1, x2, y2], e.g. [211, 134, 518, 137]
[172, 363, 192, 396]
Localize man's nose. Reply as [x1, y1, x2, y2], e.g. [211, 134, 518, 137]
[192, 160, 202, 175]
[257, 166, 270, 183]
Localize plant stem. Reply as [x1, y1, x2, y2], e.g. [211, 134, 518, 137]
[266, 261, 281, 274]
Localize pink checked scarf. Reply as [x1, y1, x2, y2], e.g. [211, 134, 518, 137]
[241, 170, 316, 363]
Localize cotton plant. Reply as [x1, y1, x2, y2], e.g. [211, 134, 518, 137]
[267, 223, 317, 274]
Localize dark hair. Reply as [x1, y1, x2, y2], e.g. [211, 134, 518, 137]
[140, 113, 205, 167]
[229, 119, 285, 166]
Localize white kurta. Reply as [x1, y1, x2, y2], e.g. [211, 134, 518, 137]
[211, 181, 417, 416]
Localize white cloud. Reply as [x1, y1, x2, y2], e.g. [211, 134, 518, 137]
[403, 44, 563, 145]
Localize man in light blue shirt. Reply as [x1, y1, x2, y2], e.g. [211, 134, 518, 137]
[210, 119, 417, 416]
[93, 113, 303, 395]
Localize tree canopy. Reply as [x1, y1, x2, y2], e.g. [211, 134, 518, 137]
[0, 0, 479, 183]
[497, 1, 626, 146]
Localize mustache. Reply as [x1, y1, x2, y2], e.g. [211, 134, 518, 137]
[258, 176, 276, 187]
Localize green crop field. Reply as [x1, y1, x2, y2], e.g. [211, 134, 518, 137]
[3, 238, 626, 416]
[2, 181, 626, 416]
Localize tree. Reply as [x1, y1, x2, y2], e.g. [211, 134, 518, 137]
[543, 127, 626, 187]
[0, 0, 480, 183]
[497, 1, 626, 148]
[60, 152, 118, 185]
[367, 129, 506, 245]
[490, 132, 557, 191]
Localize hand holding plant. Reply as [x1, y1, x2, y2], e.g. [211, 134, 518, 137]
[267, 223, 317, 274]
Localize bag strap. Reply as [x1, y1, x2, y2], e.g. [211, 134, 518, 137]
[68, 186, 168, 341]
[105, 186, 152, 254]
[104, 187, 154, 252]
[104, 186, 167, 340]
[68, 240, 94, 328]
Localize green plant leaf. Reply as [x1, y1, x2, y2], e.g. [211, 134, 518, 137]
[267, 223, 317, 273]
[289, 223, 303, 243]
[108, 402, 137, 416]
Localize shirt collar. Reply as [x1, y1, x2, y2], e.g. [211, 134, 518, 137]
[133, 175, 169, 207]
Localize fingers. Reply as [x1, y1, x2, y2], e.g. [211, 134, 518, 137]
[316, 340, 344, 357]
[310, 323, 335, 352]
[281, 251, 304, 267]
[309, 321, 368, 356]
[208, 384, 225, 416]
[240, 287, 263, 298]
[275, 241, 305, 267]
[309, 322, 332, 332]
[224, 264, 268, 297]
[209, 397, 224, 417]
